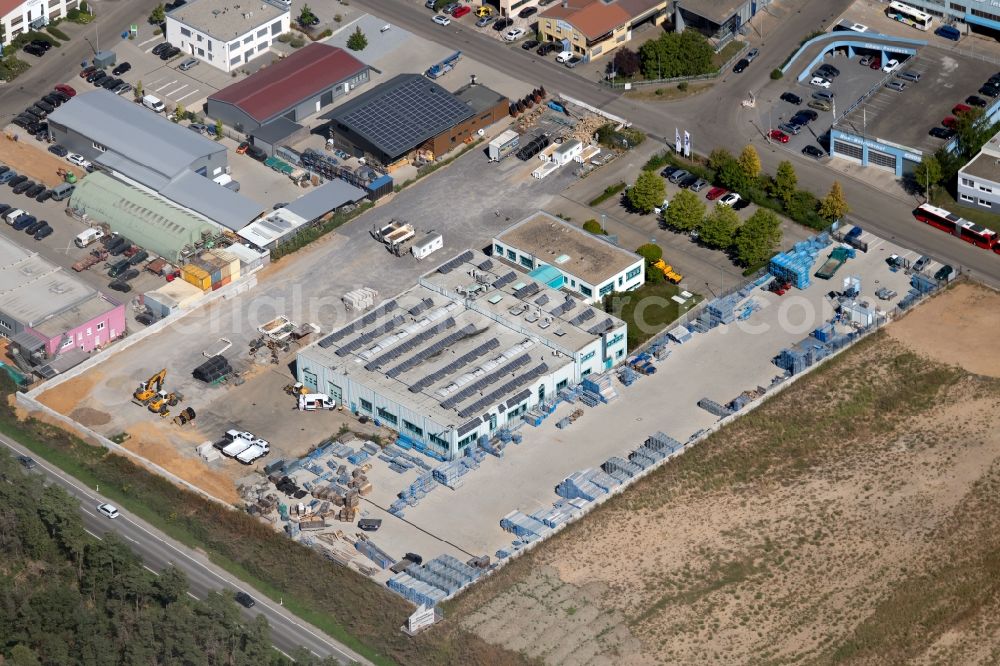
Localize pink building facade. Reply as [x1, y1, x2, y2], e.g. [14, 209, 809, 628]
[26, 294, 126, 357]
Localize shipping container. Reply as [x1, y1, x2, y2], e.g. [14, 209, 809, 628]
[212, 275, 232, 290]
[182, 264, 211, 291]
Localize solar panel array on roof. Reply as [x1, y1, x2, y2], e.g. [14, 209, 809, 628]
[534, 294, 549, 306]
[490, 271, 517, 290]
[335, 314, 406, 357]
[317, 300, 397, 348]
[365, 318, 456, 371]
[457, 362, 549, 418]
[408, 338, 500, 393]
[386, 323, 478, 378]
[408, 297, 434, 317]
[335, 75, 474, 159]
[478, 259, 493, 271]
[569, 308, 596, 326]
[506, 389, 532, 409]
[436, 250, 475, 275]
[587, 318, 615, 335]
[457, 417, 482, 437]
[441, 353, 532, 410]
[513, 282, 539, 299]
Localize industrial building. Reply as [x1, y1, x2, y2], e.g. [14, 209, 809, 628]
[958, 127, 1000, 212]
[899, 0, 1000, 36]
[1, 0, 79, 40]
[48, 91, 265, 231]
[537, 0, 668, 61]
[324, 74, 508, 168]
[207, 43, 370, 136]
[493, 212, 645, 303]
[673, 0, 772, 41]
[0, 235, 125, 372]
[296, 250, 628, 460]
[165, 0, 290, 73]
[237, 179, 368, 250]
[69, 173, 221, 262]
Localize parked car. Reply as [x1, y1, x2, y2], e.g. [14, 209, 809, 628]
[778, 122, 801, 135]
[802, 144, 825, 159]
[504, 27, 526, 41]
[163, 45, 181, 59]
[733, 58, 750, 73]
[565, 55, 582, 68]
[22, 43, 45, 57]
[934, 24, 961, 41]
[246, 145, 267, 161]
[953, 103, 973, 116]
[24, 183, 45, 198]
[452, 5, 471, 18]
[151, 42, 170, 56]
[809, 76, 831, 88]
[966, 95, 987, 108]
[913, 255, 931, 272]
[667, 169, 690, 184]
[555, 50, 574, 63]
[35, 189, 52, 203]
[178, 57, 198, 71]
[493, 17, 513, 31]
[816, 64, 840, 78]
[882, 58, 900, 73]
[128, 250, 149, 265]
[934, 264, 954, 281]
[24, 219, 46, 235]
[706, 186, 728, 201]
[537, 41, 559, 55]
[897, 70, 921, 82]
[48, 144, 69, 157]
[236, 141, 249, 154]
[885, 80, 906, 92]
[33, 224, 52, 240]
[79, 65, 97, 78]
[929, 126, 957, 139]
[517, 6, 537, 18]
[112, 61, 131, 75]
[942, 116, 958, 129]
[808, 99, 832, 112]
[234, 592, 255, 608]
[869, 57, 882, 70]
[660, 166, 679, 179]
[678, 173, 699, 188]
[745, 48, 759, 62]
[101, 77, 122, 90]
[55, 84, 76, 97]
[7, 175, 27, 188]
[12, 214, 36, 231]
[0, 172, 16, 185]
[792, 109, 818, 124]
[115, 83, 133, 96]
[476, 14, 495, 27]
[135, 312, 156, 326]
[780, 92, 802, 105]
[521, 39, 539, 50]
[41, 94, 62, 108]
[719, 192, 741, 207]
[432, 14, 451, 25]
[17, 456, 37, 470]
[689, 178, 709, 192]
[67, 153, 88, 167]
[34, 99, 54, 113]
[979, 84, 1000, 98]
[859, 54, 874, 67]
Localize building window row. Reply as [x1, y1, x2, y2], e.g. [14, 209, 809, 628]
[960, 193, 974, 202]
[180, 26, 191, 37]
[626, 266, 641, 280]
[376, 406, 397, 425]
[402, 419, 423, 437]
[359, 397, 372, 412]
[429, 432, 448, 449]
[961, 177, 974, 187]
[599, 283, 614, 297]
[458, 433, 476, 449]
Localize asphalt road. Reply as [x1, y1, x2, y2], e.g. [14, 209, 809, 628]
[365, 0, 1000, 287]
[0, 435, 371, 665]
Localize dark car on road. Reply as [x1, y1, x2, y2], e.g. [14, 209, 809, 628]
[35, 99, 54, 114]
[35, 189, 52, 203]
[537, 41, 559, 55]
[48, 144, 68, 157]
[246, 144, 267, 161]
[25, 183, 45, 198]
[802, 145, 825, 159]
[493, 17, 513, 31]
[12, 180, 33, 195]
[521, 39, 539, 50]
[17, 456, 37, 470]
[966, 95, 987, 108]
[25, 219, 46, 235]
[929, 126, 957, 139]
[112, 61, 132, 75]
[33, 224, 52, 240]
[234, 592, 255, 608]
[518, 6, 537, 17]
[152, 42, 170, 56]
[7, 175, 27, 189]
[23, 43, 45, 57]
[780, 92, 802, 105]
[733, 58, 750, 73]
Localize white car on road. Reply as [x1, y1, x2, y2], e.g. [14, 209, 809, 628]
[555, 50, 574, 63]
[719, 192, 742, 207]
[67, 153, 90, 168]
[809, 76, 831, 88]
[882, 58, 900, 73]
[504, 27, 526, 41]
[97, 503, 120, 519]
[432, 14, 451, 26]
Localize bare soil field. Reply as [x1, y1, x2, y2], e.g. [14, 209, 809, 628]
[0, 134, 84, 186]
[451, 285, 1000, 665]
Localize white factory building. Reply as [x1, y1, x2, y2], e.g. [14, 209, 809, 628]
[492, 211, 645, 304]
[296, 250, 628, 460]
[165, 0, 290, 73]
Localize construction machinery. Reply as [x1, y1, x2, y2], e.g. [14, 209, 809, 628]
[132, 369, 167, 405]
[424, 51, 461, 79]
[283, 382, 308, 396]
[651, 259, 683, 284]
[147, 390, 182, 415]
[173, 407, 196, 426]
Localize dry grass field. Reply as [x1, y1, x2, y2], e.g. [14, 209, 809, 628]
[449, 283, 1000, 665]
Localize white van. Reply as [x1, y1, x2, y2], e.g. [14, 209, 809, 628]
[5, 209, 25, 225]
[142, 95, 165, 113]
[75, 228, 105, 248]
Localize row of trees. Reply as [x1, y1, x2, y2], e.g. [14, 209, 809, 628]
[0, 451, 339, 666]
[635, 30, 715, 80]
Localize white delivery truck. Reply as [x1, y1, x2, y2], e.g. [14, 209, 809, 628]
[75, 228, 105, 248]
[142, 95, 165, 112]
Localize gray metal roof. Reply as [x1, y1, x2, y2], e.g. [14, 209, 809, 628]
[285, 179, 367, 221]
[251, 116, 303, 145]
[325, 74, 474, 160]
[95, 152, 171, 190]
[160, 171, 265, 231]
[49, 90, 226, 180]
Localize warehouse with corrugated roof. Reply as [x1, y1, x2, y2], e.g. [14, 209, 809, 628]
[68, 172, 219, 262]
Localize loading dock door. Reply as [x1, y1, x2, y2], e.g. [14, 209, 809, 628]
[833, 139, 863, 163]
[867, 148, 897, 172]
[327, 382, 342, 403]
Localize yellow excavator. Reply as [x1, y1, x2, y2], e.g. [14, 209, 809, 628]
[652, 259, 683, 284]
[147, 390, 182, 415]
[133, 369, 167, 405]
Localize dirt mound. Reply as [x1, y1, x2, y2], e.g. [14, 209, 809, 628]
[69, 407, 111, 427]
[889, 282, 1000, 378]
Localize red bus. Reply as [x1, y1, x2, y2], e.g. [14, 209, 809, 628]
[913, 203, 998, 249]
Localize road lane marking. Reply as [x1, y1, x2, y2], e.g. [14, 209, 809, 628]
[84, 529, 103, 540]
[187, 591, 200, 600]
[155, 80, 177, 91]
[139, 37, 159, 48]
[143, 565, 160, 576]
[166, 84, 189, 96]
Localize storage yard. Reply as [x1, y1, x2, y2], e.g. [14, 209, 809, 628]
[450, 282, 1000, 665]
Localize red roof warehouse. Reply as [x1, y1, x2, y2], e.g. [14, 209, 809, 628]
[206, 43, 370, 133]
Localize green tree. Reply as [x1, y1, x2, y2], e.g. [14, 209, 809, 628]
[298, 3, 317, 25]
[914, 154, 942, 200]
[733, 209, 782, 267]
[638, 30, 713, 80]
[699, 203, 740, 249]
[214, 119, 223, 140]
[582, 219, 604, 234]
[737, 144, 761, 181]
[818, 180, 849, 221]
[625, 170, 666, 214]
[133, 80, 143, 100]
[347, 26, 367, 51]
[708, 148, 735, 173]
[664, 188, 705, 232]
[771, 160, 797, 206]
[954, 108, 995, 159]
[149, 3, 165, 24]
[635, 243, 662, 264]
[174, 102, 185, 121]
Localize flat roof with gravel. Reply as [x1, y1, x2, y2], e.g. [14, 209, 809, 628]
[167, 0, 287, 41]
[496, 212, 641, 287]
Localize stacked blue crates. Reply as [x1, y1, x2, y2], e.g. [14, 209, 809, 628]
[388, 574, 447, 607]
[355, 538, 395, 569]
[646, 432, 683, 455]
[556, 471, 604, 501]
[602, 456, 643, 478]
[813, 323, 834, 342]
[704, 292, 741, 328]
[769, 233, 830, 291]
[500, 510, 549, 538]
